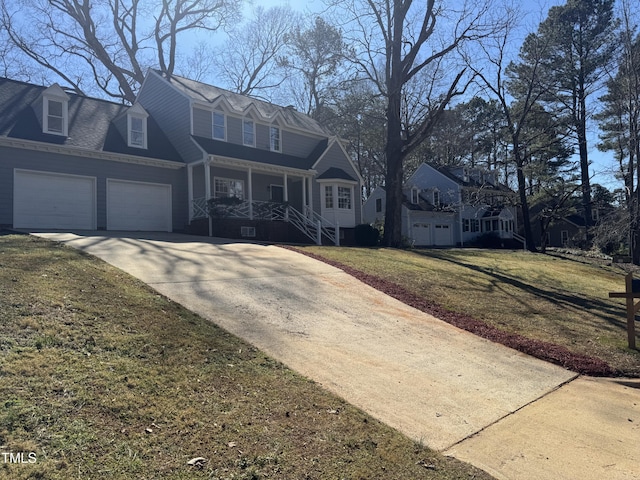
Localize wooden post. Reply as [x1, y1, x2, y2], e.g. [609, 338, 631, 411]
[625, 273, 637, 350]
[608, 272, 638, 349]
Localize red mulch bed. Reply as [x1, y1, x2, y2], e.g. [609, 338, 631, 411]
[285, 246, 617, 377]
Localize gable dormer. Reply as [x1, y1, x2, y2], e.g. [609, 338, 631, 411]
[126, 103, 148, 149]
[41, 84, 69, 136]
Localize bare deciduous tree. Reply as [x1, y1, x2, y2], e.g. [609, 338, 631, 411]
[1, 0, 241, 103]
[333, 0, 504, 247]
[213, 6, 301, 98]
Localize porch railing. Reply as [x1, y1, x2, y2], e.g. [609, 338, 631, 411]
[191, 197, 339, 245]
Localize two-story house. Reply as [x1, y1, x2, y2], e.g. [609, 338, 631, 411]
[363, 163, 519, 247]
[0, 72, 362, 244]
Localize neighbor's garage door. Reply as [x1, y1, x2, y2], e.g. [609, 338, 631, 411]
[434, 224, 453, 246]
[412, 222, 432, 246]
[14, 169, 96, 230]
[107, 179, 172, 232]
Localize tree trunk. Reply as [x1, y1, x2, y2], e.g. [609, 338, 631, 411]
[515, 150, 537, 252]
[578, 93, 592, 246]
[382, 93, 405, 247]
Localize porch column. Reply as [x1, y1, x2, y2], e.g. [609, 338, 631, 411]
[204, 161, 212, 237]
[248, 166, 253, 220]
[187, 163, 194, 222]
[283, 173, 289, 202]
[284, 173, 289, 221]
[302, 175, 307, 216]
[308, 176, 313, 219]
[204, 161, 211, 199]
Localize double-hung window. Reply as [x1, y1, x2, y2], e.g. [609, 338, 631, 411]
[129, 116, 145, 148]
[213, 111, 225, 140]
[46, 99, 64, 134]
[324, 185, 334, 208]
[270, 125, 281, 151]
[243, 118, 255, 147]
[338, 186, 352, 209]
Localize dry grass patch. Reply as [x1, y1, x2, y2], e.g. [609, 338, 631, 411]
[0, 234, 492, 480]
[295, 246, 639, 377]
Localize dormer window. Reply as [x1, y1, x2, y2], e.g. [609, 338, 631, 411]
[42, 84, 69, 136]
[213, 111, 226, 140]
[411, 187, 419, 204]
[243, 118, 255, 147]
[270, 125, 281, 152]
[127, 103, 148, 149]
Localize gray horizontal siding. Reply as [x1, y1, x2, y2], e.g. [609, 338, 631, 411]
[210, 113, 322, 161]
[138, 73, 203, 163]
[0, 145, 187, 230]
[193, 107, 212, 138]
[282, 130, 321, 157]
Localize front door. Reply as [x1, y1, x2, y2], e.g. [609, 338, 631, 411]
[270, 185, 284, 203]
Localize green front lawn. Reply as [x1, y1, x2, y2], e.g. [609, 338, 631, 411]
[295, 246, 640, 377]
[0, 234, 492, 480]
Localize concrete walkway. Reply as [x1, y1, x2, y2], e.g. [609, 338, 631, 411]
[34, 232, 640, 480]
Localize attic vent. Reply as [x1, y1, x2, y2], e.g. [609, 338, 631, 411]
[241, 226, 256, 237]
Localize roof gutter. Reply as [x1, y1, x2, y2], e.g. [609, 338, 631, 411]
[0, 137, 185, 170]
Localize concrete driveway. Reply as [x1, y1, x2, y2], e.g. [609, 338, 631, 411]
[34, 232, 640, 480]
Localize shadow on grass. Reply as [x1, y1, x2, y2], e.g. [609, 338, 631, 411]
[417, 249, 627, 334]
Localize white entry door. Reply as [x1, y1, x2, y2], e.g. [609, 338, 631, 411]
[107, 179, 172, 232]
[14, 169, 96, 230]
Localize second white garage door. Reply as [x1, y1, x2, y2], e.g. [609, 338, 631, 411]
[107, 179, 172, 232]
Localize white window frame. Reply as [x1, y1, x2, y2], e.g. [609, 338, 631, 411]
[128, 114, 147, 149]
[214, 177, 245, 200]
[375, 197, 382, 213]
[324, 185, 334, 209]
[270, 125, 281, 152]
[433, 189, 440, 206]
[213, 111, 226, 140]
[243, 118, 255, 147]
[44, 98, 68, 136]
[411, 187, 419, 204]
[337, 186, 352, 210]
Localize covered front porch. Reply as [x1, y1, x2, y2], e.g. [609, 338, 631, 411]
[187, 156, 340, 244]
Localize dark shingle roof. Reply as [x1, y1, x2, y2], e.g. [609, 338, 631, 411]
[425, 162, 512, 192]
[192, 135, 319, 170]
[316, 167, 357, 182]
[163, 72, 333, 137]
[0, 77, 182, 163]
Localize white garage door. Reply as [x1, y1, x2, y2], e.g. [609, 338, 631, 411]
[107, 179, 172, 232]
[14, 170, 96, 230]
[434, 224, 453, 246]
[412, 222, 432, 246]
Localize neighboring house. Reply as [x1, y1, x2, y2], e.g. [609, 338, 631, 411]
[363, 163, 519, 247]
[530, 203, 609, 248]
[0, 73, 362, 244]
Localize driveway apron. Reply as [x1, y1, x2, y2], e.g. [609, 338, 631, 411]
[33, 232, 639, 480]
